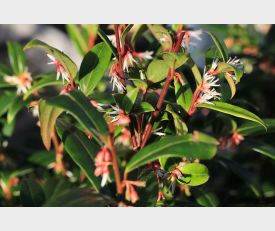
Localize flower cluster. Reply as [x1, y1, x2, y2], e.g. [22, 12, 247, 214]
[94, 146, 112, 187]
[47, 54, 70, 84]
[4, 70, 32, 95]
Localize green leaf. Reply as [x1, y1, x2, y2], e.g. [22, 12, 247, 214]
[0, 91, 17, 117]
[66, 24, 88, 56]
[23, 73, 63, 100]
[121, 24, 134, 45]
[133, 168, 158, 207]
[174, 75, 193, 112]
[147, 24, 173, 51]
[43, 188, 112, 207]
[206, 31, 228, 62]
[196, 101, 266, 129]
[39, 100, 63, 150]
[238, 119, 275, 136]
[165, 104, 188, 135]
[24, 39, 78, 79]
[56, 119, 101, 192]
[28, 151, 55, 168]
[132, 102, 154, 114]
[20, 178, 46, 207]
[46, 90, 109, 144]
[188, 58, 202, 86]
[125, 132, 218, 173]
[7, 96, 30, 123]
[224, 73, 236, 98]
[79, 42, 112, 96]
[251, 144, 275, 160]
[177, 163, 209, 186]
[193, 189, 219, 207]
[97, 28, 118, 58]
[163, 52, 189, 69]
[7, 41, 26, 75]
[122, 87, 139, 113]
[147, 60, 170, 83]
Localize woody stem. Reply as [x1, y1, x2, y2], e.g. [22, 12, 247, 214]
[108, 132, 123, 195]
[140, 33, 185, 148]
[114, 24, 125, 84]
[141, 68, 175, 148]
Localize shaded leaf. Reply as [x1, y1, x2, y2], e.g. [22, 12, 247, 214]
[56, 119, 101, 191]
[46, 90, 109, 144]
[20, 178, 46, 207]
[39, 100, 63, 150]
[79, 42, 112, 96]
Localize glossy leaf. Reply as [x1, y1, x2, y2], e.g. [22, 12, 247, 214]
[121, 24, 134, 45]
[97, 27, 118, 58]
[125, 132, 218, 173]
[79, 42, 112, 96]
[46, 90, 109, 144]
[23, 73, 63, 100]
[177, 163, 209, 186]
[39, 100, 63, 150]
[147, 60, 170, 83]
[163, 52, 189, 69]
[174, 75, 193, 113]
[7, 41, 26, 74]
[196, 101, 266, 129]
[238, 119, 275, 136]
[188, 58, 202, 86]
[251, 144, 275, 160]
[24, 39, 78, 79]
[206, 31, 228, 62]
[122, 87, 139, 113]
[20, 178, 46, 207]
[133, 102, 154, 114]
[56, 119, 101, 192]
[147, 24, 173, 51]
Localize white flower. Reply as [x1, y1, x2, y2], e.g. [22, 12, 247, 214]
[152, 127, 166, 136]
[109, 64, 126, 93]
[201, 67, 220, 94]
[110, 73, 126, 93]
[101, 173, 111, 187]
[181, 30, 203, 49]
[47, 54, 70, 84]
[107, 105, 130, 125]
[227, 56, 242, 68]
[139, 70, 146, 80]
[107, 34, 119, 48]
[196, 66, 221, 105]
[139, 51, 154, 60]
[4, 70, 32, 95]
[123, 52, 137, 72]
[210, 58, 219, 71]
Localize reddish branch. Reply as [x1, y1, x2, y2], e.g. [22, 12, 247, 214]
[108, 130, 123, 194]
[140, 29, 185, 148]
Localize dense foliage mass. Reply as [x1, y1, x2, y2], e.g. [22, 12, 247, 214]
[0, 24, 274, 207]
